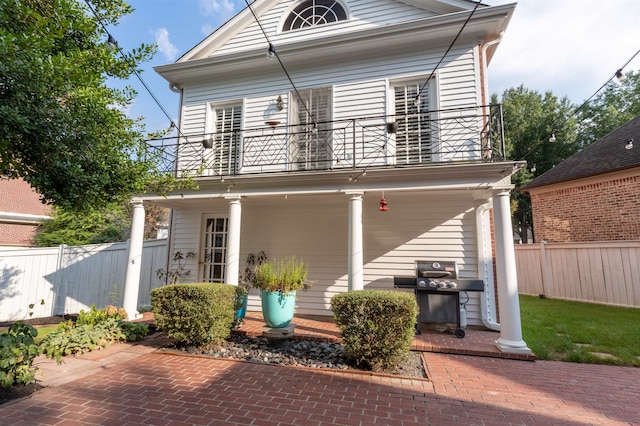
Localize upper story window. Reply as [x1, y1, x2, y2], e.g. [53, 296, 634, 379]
[283, 0, 347, 32]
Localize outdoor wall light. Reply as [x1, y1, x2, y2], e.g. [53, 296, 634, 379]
[202, 137, 214, 149]
[625, 139, 634, 150]
[276, 95, 285, 111]
[267, 43, 276, 60]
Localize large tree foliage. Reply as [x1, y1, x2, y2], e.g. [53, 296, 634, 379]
[0, 0, 160, 211]
[34, 202, 168, 246]
[576, 70, 640, 146]
[493, 86, 578, 242]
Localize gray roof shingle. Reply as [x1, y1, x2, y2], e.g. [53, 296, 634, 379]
[520, 114, 640, 191]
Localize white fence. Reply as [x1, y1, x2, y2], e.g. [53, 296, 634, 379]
[0, 239, 167, 322]
[515, 241, 640, 308]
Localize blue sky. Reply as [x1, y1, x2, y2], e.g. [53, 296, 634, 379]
[108, 0, 640, 133]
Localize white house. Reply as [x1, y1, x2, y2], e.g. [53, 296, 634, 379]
[124, 0, 530, 354]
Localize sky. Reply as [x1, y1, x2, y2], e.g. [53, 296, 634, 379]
[108, 0, 640, 133]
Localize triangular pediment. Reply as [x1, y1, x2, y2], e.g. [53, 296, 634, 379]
[177, 0, 479, 63]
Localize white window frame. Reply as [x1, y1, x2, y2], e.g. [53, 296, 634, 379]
[204, 101, 243, 176]
[200, 215, 229, 283]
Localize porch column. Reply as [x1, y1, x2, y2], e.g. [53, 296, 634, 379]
[225, 197, 242, 285]
[492, 190, 531, 354]
[123, 197, 145, 320]
[347, 192, 364, 291]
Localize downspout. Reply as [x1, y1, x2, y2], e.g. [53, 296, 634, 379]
[476, 202, 500, 331]
[481, 32, 504, 104]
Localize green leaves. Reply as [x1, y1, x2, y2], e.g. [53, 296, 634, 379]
[0, 0, 163, 212]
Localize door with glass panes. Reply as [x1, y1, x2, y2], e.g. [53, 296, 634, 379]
[290, 87, 332, 170]
[393, 82, 433, 164]
[201, 217, 228, 282]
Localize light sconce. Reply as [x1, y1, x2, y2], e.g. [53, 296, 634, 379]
[615, 69, 627, 82]
[202, 137, 214, 149]
[625, 139, 634, 150]
[276, 95, 284, 111]
[267, 43, 276, 60]
[107, 34, 117, 50]
[386, 121, 398, 134]
[548, 132, 557, 143]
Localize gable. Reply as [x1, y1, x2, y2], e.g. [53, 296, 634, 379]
[179, 0, 474, 62]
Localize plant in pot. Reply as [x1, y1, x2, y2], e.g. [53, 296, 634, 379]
[253, 256, 309, 328]
[237, 251, 268, 319]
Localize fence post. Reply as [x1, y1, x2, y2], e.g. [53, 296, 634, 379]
[540, 241, 552, 297]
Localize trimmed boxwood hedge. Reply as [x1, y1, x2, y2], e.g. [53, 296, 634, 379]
[151, 283, 243, 347]
[331, 290, 418, 371]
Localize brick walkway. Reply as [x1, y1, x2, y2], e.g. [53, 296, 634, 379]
[1, 315, 638, 425]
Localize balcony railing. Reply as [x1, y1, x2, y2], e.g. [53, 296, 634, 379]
[147, 104, 505, 178]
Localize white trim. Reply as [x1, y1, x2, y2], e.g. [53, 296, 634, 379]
[0, 212, 52, 225]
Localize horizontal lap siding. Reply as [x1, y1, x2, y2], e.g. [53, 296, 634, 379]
[213, 0, 437, 57]
[168, 191, 483, 322]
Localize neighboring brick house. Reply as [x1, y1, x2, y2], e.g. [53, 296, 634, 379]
[520, 115, 640, 243]
[0, 178, 52, 246]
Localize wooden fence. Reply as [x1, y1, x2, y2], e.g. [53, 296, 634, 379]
[0, 239, 167, 322]
[515, 241, 640, 308]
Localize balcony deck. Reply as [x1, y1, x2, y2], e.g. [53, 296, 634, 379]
[147, 105, 506, 179]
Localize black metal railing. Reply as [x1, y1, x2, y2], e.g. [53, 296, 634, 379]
[147, 104, 505, 178]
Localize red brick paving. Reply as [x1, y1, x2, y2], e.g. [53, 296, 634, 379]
[1, 314, 638, 425]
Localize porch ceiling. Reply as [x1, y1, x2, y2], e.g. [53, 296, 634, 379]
[140, 161, 524, 209]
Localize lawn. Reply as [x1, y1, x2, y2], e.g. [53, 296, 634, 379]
[520, 295, 640, 367]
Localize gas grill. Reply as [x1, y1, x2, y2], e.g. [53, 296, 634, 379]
[394, 260, 484, 338]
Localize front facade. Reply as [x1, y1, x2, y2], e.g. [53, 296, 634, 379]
[126, 0, 530, 354]
[522, 115, 640, 243]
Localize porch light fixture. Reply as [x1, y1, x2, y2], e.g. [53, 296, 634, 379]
[386, 121, 398, 134]
[267, 43, 276, 60]
[548, 132, 557, 143]
[626, 139, 634, 150]
[276, 95, 284, 111]
[202, 137, 214, 149]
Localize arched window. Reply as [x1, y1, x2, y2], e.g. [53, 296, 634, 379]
[283, 0, 347, 31]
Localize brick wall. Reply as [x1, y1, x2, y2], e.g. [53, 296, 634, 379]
[530, 173, 640, 242]
[0, 178, 52, 246]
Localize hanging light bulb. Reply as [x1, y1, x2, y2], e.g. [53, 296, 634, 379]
[267, 43, 276, 60]
[530, 164, 536, 173]
[625, 139, 634, 150]
[615, 69, 627, 82]
[548, 132, 556, 143]
[106, 34, 117, 50]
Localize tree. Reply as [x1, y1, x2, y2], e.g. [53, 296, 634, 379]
[0, 0, 161, 212]
[493, 86, 578, 242]
[34, 202, 169, 247]
[576, 70, 640, 146]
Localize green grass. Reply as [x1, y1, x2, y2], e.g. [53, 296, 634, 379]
[520, 295, 640, 366]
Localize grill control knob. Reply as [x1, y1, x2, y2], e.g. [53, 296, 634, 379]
[428, 280, 438, 288]
[438, 281, 446, 288]
[417, 280, 427, 288]
[449, 281, 458, 288]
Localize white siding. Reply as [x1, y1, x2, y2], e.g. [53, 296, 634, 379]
[166, 191, 485, 324]
[213, 0, 438, 57]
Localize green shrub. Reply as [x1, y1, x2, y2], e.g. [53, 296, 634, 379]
[331, 290, 418, 371]
[150, 283, 239, 347]
[76, 304, 127, 326]
[0, 322, 41, 388]
[119, 322, 149, 342]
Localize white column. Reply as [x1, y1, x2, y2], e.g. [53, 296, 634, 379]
[347, 192, 364, 291]
[123, 197, 145, 320]
[225, 197, 242, 285]
[492, 190, 531, 354]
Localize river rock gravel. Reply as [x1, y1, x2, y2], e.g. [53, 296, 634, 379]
[168, 334, 426, 378]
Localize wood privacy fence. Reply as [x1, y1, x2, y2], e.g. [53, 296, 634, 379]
[515, 241, 640, 308]
[0, 239, 167, 322]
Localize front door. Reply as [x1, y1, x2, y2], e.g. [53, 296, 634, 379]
[201, 216, 228, 282]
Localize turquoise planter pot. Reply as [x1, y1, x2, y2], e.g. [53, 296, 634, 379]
[236, 293, 248, 319]
[261, 290, 296, 328]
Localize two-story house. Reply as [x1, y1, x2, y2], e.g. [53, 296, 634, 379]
[124, 0, 530, 354]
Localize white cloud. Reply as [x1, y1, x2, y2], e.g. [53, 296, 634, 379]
[153, 27, 179, 61]
[198, 0, 235, 16]
[488, 0, 640, 103]
[201, 23, 216, 37]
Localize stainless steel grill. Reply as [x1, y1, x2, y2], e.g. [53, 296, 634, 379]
[394, 260, 484, 338]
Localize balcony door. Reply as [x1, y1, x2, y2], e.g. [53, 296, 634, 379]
[290, 87, 332, 170]
[394, 82, 433, 164]
[204, 104, 241, 176]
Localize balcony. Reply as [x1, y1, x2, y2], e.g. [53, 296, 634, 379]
[148, 104, 506, 179]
